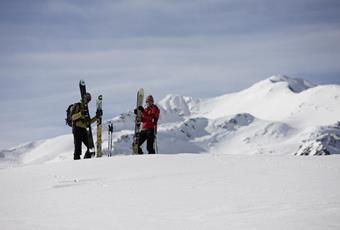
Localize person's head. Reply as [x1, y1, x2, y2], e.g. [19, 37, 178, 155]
[146, 95, 154, 107]
[84, 92, 92, 104]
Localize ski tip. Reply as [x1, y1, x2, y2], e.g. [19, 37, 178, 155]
[98, 95, 103, 100]
[79, 80, 85, 86]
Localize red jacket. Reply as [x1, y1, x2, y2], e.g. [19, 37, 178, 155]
[141, 105, 160, 129]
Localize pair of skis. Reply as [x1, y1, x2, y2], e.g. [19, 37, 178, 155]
[132, 88, 144, 154]
[79, 80, 103, 158]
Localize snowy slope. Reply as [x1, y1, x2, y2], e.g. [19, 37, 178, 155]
[0, 154, 340, 230]
[106, 75, 340, 156]
[1, 75, 340, 230]
[1, 75, 340, 167]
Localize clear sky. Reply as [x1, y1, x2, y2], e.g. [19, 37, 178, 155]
[0, 0, 340, 149]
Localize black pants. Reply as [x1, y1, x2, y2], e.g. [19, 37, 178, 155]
[73, 126, 92, 160]
[138, 128, 156, 154]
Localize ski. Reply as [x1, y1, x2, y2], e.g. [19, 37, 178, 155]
[132, 88, 144, 154]
[79, 80, 95, 158]
[96, 95, 103, 157]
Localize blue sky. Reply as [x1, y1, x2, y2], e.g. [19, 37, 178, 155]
[0, 0, 340, 149]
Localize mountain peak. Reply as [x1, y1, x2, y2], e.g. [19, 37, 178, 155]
[268, 75, 315, 93]
[158, 94, 200, 117]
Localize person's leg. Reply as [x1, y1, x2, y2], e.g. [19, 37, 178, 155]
[146, 129, 156, 154]
[138, 130, 147, 154]
[73, 127, 82, 160]
[81, 128, 92, 159]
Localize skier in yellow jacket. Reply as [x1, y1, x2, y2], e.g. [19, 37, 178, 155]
[71, 93, 99, 160]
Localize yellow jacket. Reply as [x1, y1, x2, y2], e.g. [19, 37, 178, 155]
[71, 102, 97, 129]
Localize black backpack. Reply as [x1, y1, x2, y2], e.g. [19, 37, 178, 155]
[65, 103, 80, 127]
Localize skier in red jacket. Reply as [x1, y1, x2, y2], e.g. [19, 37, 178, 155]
[135, 95, 160, 154]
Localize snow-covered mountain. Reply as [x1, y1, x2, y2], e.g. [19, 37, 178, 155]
[1, 75, 340, 167]
[1, 75, 340, 230]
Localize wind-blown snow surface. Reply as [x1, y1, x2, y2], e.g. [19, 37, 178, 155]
[1, 154, 340, 230]
[1, 75, 340, 167]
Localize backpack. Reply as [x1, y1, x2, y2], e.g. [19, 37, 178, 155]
[65, 103, 80, 127]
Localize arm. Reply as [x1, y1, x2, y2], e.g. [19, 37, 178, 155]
[153, 107, 160, 134]
[72, 112, 83, 121]
[90, 108, 103, 124]
[71, 104, 83, 121]
[153, 106, 160, 125]
[140, 108, 146, 122]
[90, 116, 97, 124]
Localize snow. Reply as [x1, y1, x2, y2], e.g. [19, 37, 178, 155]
[296, 124, 340, 155]
[158, 94, 199, 117]
[0, 154, 340, 230]
[1, 75, 340, 229]
[268, 74, 315, 93]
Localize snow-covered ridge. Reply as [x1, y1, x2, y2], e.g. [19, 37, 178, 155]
[1, 75, 340, 166]
[159, 94, 200, 116]
[295, 122, 340, 155]
[269, 74, 315, 93]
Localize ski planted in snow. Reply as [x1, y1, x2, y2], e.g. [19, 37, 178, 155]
[96, 95, 103, 157]
[79, 80, 95, 158]
[132, 88, 144, 154]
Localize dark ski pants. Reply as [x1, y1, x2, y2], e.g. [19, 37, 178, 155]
[138, 128, 156, 154]
[73, 126, 92, 160]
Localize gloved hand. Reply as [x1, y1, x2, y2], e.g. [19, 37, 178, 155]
[134, 106, 144, 114]
[138, 106, 144, 112]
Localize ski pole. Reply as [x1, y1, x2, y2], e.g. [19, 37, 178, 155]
[108, 124, 110, 156]
[154, 127, 158, 154]
[108, 122, 113, 156]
